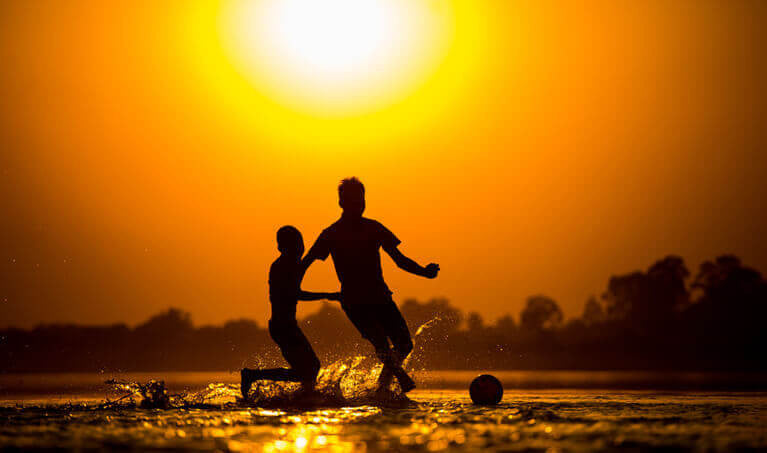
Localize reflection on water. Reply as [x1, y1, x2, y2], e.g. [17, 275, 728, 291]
[2, 360, 767, 452]
[2, 391, 767, 451]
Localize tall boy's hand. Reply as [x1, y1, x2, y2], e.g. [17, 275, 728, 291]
[423, 263, 440, 279]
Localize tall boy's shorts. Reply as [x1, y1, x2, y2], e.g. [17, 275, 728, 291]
[340, 296, 414, 358]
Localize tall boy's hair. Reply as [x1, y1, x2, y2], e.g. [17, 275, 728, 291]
[338, 177, 364, 202]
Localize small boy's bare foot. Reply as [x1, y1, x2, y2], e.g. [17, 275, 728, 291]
[294, 383, 323, 404]
[240, 369, 254, 400]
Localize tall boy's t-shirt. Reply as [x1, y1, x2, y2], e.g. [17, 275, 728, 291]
[307, 217, 400, 303]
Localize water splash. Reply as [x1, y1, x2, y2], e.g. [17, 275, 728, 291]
[104, 317, 441, 409]
[104, 357, 407, 409]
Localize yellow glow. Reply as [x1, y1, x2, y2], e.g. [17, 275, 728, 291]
[3, 0, 765, 329]
[294, 436, 308, 449]
[259, 0, 396, 80]
[219, 0, 455, 115]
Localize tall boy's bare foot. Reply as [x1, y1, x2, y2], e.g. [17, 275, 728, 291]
[377, 364, 394, 389]
[393, 368, 416, 393]
[377, 365, 416, 393]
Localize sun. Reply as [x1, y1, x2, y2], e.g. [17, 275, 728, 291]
[263, 0, 396, 80]
[219, 0, 453, 115]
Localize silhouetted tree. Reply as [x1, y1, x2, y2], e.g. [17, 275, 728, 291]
[603, 255, 689, 329]
[2, 254, 766, 373]
[689, 255, 767, 331]
[494, 314, 517, 334]
[400, 298, 462, 337]
[647, 255, 690, 314]
[297, 302, 364, 362]
[603, 271, 645, 321]
[134, 308, 193, 335]
[466, 312, 485, 333]
[581, 296, 604, 325]
[520, 295, 563, 331]
[223, 318, 261, 333]
[691, 255, 765, 307]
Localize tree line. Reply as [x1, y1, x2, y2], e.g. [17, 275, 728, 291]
[1, 254, 765, 372]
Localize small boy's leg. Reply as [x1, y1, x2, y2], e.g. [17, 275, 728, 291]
[277, 324, 322, 392]
[241, 368, 255, 400]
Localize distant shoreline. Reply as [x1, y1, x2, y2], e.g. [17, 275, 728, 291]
[2, 370, 767, 396]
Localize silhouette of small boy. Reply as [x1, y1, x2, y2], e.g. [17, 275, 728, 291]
[240, 226, 340, 400]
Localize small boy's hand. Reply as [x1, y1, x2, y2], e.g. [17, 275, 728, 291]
[423, 263, 440, 279]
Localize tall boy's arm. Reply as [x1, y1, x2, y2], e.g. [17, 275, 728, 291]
[299, 253, 320, 278]
[384, 245, 440, 279]
[298, 290, 340, 301]
[300, 233, 329, 277]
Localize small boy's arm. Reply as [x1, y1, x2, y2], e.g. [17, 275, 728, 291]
[298, 290, 340, 301]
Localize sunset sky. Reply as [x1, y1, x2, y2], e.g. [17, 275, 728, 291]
[1, 0, 766, 328]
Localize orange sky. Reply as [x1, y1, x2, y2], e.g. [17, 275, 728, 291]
[1, 0, 766, 328]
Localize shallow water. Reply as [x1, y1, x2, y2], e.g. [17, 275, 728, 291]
[2, 370, 767, 452]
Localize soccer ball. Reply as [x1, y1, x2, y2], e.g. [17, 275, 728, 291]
[469, 374, 503, 405]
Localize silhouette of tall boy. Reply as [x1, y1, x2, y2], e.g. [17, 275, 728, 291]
[240, 226, 340, 400]
[302, 178, 440, 392]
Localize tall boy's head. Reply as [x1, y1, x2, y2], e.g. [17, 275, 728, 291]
[276, 225, 304, 257]
[338, 177, 365, 218]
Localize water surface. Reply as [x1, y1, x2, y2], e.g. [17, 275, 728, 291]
[2, 371, 766, 451]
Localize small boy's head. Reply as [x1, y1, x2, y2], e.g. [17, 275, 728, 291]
[276, 225, 304, 257]
[338, 177, 365, 217]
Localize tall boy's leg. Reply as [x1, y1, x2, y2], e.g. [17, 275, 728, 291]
[379, 299, 416, 392]
[375, 347, 415, 392]
[375, 349, 395, 387]
[340, 302, 415, 392]
[341, 303, 396, 387]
